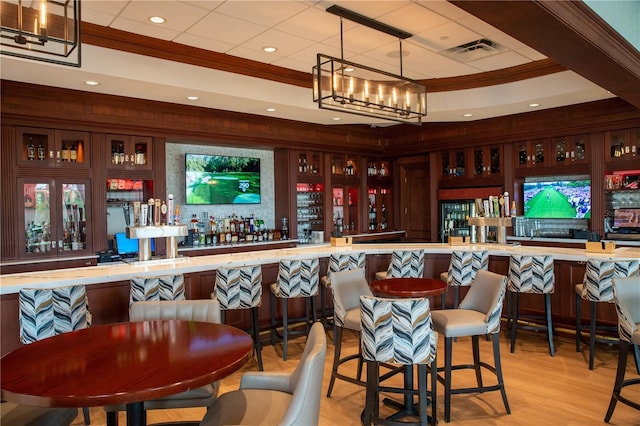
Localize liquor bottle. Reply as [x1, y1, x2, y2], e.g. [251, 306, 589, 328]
[111, 145, 119, 164]
[379, 163, 386, 177]
[69, 144, 77, 162]
[61, 141, 69, 162]
[135, 144, 145, 165]
[37, 142, 45, 161]
[118, 143, 125, 164]
[27, 138, 35, 160]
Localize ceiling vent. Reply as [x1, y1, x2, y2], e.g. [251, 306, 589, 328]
[442, 38, 505, 63]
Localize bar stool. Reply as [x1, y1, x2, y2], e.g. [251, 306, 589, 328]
[605, 276, 640, 422]
[270, 258, 319, 360]
[213, 265, 264, 371]
[507, 254, 556, 356]
[374, 249, 424, 281]
[19, 285, 92, 425]
[360, 294, 438, 426]
[320, 252, 366, 328]
[130, 274, 185, 304]
[439, 250, 489, 309]
[576, 259, 639, 370]
[326, 268, 371, 397]
[431, 270, 510, 422]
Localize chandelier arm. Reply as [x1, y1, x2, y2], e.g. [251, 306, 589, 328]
[399, 39, 403, 77]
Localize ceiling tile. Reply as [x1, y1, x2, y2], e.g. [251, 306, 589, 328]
[414, 21, 482, 52]
[110, 16, 182, 41]
[118, 0, 210, 32]
[215, 1, 310, 27]
[467, 50, 531, 72]
[236, 28, 313, 57]
[185, 12, 268, 46]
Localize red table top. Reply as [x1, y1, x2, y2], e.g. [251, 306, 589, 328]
[370, 277, 447, 298]
[1, 320, 252, 408]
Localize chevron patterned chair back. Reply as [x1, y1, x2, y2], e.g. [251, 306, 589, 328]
[213, 265, 264, 370]
[18, 285, 92, 424]
[360, 295, 438, 425]
[507, 255, 556, 356]
[19, 285, 90, 344]
[386, 249, 424, 278]
[270, 258, 320, 360]
[440, 250, 489, 309]
[576, 258, 639, 370]
[129, 274, 185, 305]
[214, 265, 262, 310]
[272, 258, 319, 298]
[605, 276, 640, 422]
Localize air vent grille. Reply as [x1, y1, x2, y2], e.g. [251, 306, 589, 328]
[442, 38, 505, 62]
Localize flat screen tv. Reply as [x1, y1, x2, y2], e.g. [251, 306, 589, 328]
[185, 153, 261, 205]
[613, 208, 640, 229]
[523, 177, 591, 219]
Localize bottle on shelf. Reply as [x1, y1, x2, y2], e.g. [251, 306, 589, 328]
[118, 143, 125, 164]
[27, 138, 35, 160]
[69, 144, 77, 162]
[135, 144, 145, 165]
[61, 141, 69, 162]
[37, 142, 45, 161]
[111, 144, 119, 164]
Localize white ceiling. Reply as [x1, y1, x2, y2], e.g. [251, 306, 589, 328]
[0, 0, 615, 125]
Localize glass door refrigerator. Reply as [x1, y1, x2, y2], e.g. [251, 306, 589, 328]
[440, 200, 474, 242]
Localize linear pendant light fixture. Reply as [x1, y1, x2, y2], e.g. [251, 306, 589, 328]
[1, 0, 81, 67]
[313, 5, 426, 124]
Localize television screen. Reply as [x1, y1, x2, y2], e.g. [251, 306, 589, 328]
[523, 178, 591, 219]
[185, 154, 261, 205]
[114, 232, 155, 256]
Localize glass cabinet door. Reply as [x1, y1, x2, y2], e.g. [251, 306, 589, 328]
[61, 183, 89, 252]
[23, 182, 53, 255]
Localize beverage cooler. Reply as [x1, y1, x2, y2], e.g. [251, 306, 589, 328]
[440, 200, 474, 242]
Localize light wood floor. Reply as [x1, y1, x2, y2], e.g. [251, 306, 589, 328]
[76, 326, 639, 426]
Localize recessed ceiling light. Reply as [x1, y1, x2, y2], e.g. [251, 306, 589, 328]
[463, 113, 473, 117]
[440, 35, 449, 41]
[84, 80, 99, 86]
[187, 96, 199, 101]
[332, 117, 342, 121]
[266, 108, 276, 112]
[149, 16, 165, 24]
[263, 46, 277, 53]
[344, 67, 354, 72]
[529, 103, 540, 107]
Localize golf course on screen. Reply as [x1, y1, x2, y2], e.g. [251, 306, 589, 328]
[523, 180, 591, 219]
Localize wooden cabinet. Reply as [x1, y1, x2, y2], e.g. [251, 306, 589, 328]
[17, 127, 90, 168]
[296, 150, 323, 177]
[472, 144, 502, 177]
[330, 153, 358, 178]
[106, 134, 152, 170]
[515, 139, 550, 169]
[440, 149, 467, 179]
[366, 157, 393, 231]
[605, 127, 639, 165]
[19, 178, 92, 259]
[332, 184, 360, 235]
[551, 134, 589, 165]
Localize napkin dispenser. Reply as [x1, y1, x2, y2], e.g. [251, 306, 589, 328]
[585, 241, 616, 254]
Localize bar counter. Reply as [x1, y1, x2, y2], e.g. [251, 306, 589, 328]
[1, 242, 637, 295]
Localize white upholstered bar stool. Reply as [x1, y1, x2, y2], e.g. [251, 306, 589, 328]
[576, 259, 639, 370]
[604, 276, 640, 422]
[18, 285, 91, 425]
[431, 270, 510, 422]
[320, 252, 366, 328]
[439, 250, 489, 309]
[374, 249, 424, 281]
[270, 258, 320, 360]
[326, 268, 371, 397]
[213, 265, 264, 371]
[507, 254, 556, 356]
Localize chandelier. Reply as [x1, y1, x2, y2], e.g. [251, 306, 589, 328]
[1, 0, 81, 67]
[313, 5, 426, 124]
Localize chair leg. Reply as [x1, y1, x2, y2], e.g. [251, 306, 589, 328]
[605, 340, 630, 422]
[453, 286, 460, 309]
[417, 364, 428, 426]
[444, 336, 453, 423]
[440, 292, 446, 310]
[327, 326, 343, 397]
[589, 301, 597, 370]
[430, 357, 437, 426]
[510, 292, 519, 353]
[106, 411, 118, 426]
[576, 293, 583, 352]
[270, 292, 276, 346]
[362, 361, 378, 426]
[82, 407, 91, 425]
[320, 283, 328, 327]
[282, 298, 289, 361]
[472, 335, 483, 388]
[545, 293, 555, 357]
[251, 307, 263, 371]
[492, 332, 511, 414]
[506, 290, 512, 332]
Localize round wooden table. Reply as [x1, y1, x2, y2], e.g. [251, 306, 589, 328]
[370, 277, 447, 298]
[1, 320, 253, 426]
[369, 277, 447, 421]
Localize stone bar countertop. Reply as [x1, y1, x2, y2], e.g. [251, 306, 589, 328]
[1, 243, 638, 295]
